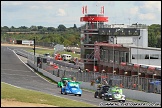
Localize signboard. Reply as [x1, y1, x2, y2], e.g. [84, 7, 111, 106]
[99, 28, 140, 36]
[22, 40, 34, 45]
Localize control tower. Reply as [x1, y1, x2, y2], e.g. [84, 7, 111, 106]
[80, 6, 108, 72]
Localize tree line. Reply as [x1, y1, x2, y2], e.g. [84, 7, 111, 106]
[1, 24, 161, 48]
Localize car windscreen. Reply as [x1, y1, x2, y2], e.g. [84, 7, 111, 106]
[68, 83, 79, 88]
[103, 87, 109, 92]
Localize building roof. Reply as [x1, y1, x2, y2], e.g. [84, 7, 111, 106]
[123, 44, 161, 51]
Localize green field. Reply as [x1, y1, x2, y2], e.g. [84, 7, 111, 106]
[1, 82, 97, 107]
[26, 49, 80, 58]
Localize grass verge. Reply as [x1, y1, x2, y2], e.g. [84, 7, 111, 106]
[1, 82, 96, 107]
[26, 49, 80, 58]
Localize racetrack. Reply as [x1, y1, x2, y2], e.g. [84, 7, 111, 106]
[1, 45, 114, 107]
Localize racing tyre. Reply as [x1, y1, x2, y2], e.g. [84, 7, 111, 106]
[79, 94, 81, 97]
[75, 94, 77, 96]
[64, 92, 67, 95]
[94, 92, 98, 98]
[121, 100, 125, 103]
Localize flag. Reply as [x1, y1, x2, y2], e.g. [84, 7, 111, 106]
[85, 5, 87, 13]
[101, 6, 104, 14]
[103, 6, 104, 14]
[82, 6, 84, 14]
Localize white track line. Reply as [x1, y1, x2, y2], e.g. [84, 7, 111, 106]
[12, 50, 54, 85]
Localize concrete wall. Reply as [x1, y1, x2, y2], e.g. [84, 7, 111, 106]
[27, 60, 161, 103]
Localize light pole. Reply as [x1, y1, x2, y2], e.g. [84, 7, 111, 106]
[101, 69, 105, 84]
[124, 71, 128, 88]
[137, 35, 141, 90]
[33, 38, 35, 64]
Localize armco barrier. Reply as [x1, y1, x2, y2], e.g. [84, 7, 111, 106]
[27, 60, 161, 103]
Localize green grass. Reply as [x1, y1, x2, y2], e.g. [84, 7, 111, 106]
[26, 49, 80, 58]
[26, 49, 54, 56]
[1, 82, 97, 107]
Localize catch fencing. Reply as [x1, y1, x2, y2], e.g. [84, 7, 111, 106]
[14, 49, 161, 94]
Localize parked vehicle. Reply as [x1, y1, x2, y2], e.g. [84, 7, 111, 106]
[61, 54, 72, 61]
[44, 53, 50, 57]
[57, 77, 71, 88]
[103, 86, 126, 102]
[94, 85, 110, 99]
[54, 53, 63, 60]
[61, 81, 82, 96]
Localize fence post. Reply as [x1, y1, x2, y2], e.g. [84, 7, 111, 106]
[57, 69, 59, 77]
[53, 70, 54, 75]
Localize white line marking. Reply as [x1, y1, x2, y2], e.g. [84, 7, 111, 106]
[1, 73, 39, 77]
[1, 69, 31, 72]
[12, 50, 55, 85]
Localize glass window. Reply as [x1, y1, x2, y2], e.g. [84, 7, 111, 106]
[119, 51, 124, 62]
[132, 54, 140, 59]
[145, 54, 149, 59]
[103, 50, 106, 61]
[115, 51, 119, 64]
[100, 49, 104, 60]
[84, 49, 94, 59]
[126, 52, 129, 62]
[105, 50, 108, 62]
[109, 50, 113, 63]
[150, 54, 159, 59]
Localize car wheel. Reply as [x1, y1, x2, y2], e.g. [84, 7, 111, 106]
[121, 100, 125, 103]
[64, 92, 67, 95]
[103, 96, 107, 101]
[79, 94, 81, 97]
[75, 94, 77, 96]
[94, 92, 98, 98]
[99, 94, 102, 99]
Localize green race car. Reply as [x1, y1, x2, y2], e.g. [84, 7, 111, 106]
[57, 77, 71, 88]
[103, 86, 126, 102]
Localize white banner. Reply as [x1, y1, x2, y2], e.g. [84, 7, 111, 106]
[22, 40, 34, 45]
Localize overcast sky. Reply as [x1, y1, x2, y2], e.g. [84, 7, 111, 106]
[1, 1, 161, 28]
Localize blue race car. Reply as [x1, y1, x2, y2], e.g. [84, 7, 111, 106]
[61, 81, 82, 96]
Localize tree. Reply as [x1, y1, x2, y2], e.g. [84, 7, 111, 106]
[73, 24, 77, 29]
[58, 24, 66, 31]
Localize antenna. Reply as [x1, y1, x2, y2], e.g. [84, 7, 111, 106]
[128, 18, 130, 25]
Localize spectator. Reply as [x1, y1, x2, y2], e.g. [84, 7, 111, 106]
[96, 78, 100, 84]
[133, 83, 136, 89]
[103, 79, 108, 85]
[120, 83, 123, 88]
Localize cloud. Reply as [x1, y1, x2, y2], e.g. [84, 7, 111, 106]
[30, 5, 40, 10]
[138, 13, 156, 20]
[56, 8, 66, 16]
[141, 1, 161, 12]
[129, 7, 139, 15]
[1, 1, 23, 6]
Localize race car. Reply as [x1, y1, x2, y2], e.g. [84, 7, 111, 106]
[94, 85, 110, 99]
[103, 86, 126, 102]
[57, 77, 71, 88]
[61, 81, 82, 96]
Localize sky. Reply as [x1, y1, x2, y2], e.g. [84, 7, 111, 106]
[1, 1, 161, 28]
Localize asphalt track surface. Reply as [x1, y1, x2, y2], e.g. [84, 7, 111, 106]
[2, 46, 120, 107]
